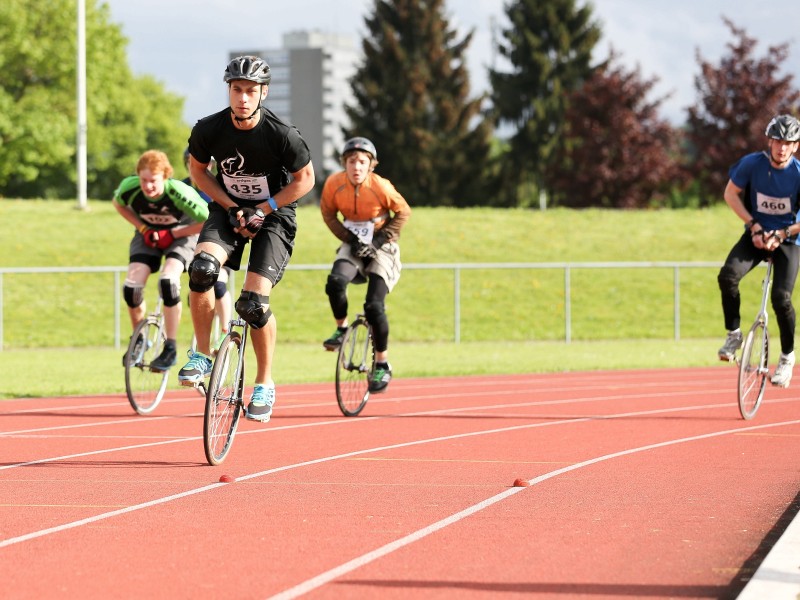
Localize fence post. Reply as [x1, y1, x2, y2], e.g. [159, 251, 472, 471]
[0, 272, 4, 352]
[565, 266, 571, 344]
[674, 266, 680, 341]
[114, 271, 121, 350]
[454, 266, 461, 344]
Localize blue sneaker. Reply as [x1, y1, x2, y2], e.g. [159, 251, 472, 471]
[246, 385, 275, 422]
[178, 352, 213, 385]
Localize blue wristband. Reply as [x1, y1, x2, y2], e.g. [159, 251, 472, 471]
[267, 197, 278, 211]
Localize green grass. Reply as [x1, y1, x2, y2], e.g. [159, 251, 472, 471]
[0, 199, 767, 398]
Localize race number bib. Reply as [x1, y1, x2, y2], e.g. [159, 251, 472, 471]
[141, 213, 178, 226]
[756, 192, 792, 216]
[221, 174, 271, 200]
[343, 219, 375, 243]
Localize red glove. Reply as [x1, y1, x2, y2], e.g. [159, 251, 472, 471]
[141, 228, 159, 248]
[155, 229, 175, 250]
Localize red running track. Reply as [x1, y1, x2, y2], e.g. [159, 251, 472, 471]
[1, 366, 799, 599]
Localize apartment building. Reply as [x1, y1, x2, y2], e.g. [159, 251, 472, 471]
[231, 30, 360, 183]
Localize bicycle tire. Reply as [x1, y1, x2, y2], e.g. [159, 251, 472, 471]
[738, 321, 769, 420]
[125, 317, 169, 415]
[204, 331, 244, 465]
[335, 318, 372, 417]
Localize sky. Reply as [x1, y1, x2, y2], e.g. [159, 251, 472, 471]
[103, 0, 800, 127]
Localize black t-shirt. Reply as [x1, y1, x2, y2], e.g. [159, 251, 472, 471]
[188, 106, 312, 232]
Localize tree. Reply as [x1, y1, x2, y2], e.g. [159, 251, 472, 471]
[344, 0, 493, 206]
[544, 51, 684, 208]
[686, 18, 800, 206]
[0, 0, 189, 199]
[488, 0, 601, 207]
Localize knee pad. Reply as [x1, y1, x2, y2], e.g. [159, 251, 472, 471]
[213, 280, 228, 300]
[159, 277, 181, 307]
[123, 283, 144, 308]
[364, 300, 386, 327]
[188, 251, 220, 293]
[325, 273, 349, 298]
[235, 291, 272, 329]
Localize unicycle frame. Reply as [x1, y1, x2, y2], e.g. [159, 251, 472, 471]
[124, 297, 169, 415]
[202, 317, 249, 465]
[737, 259, 772, 420]
[335, 314, 375, 417]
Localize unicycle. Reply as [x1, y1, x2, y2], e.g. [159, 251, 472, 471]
[335, 314, 375, 417]
[203, 317, 249, 465]
[124, 298, 169, 415]
[737, 259, 772, 420]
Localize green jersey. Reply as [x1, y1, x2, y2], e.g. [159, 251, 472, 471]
[114, 176, 209, 229]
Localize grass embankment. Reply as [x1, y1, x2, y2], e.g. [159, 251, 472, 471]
[0, 199, 761, 398]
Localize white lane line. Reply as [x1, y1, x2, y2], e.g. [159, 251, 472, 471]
[1, 401, 796, 550]
[3, 391, 797, 471]
[0, 392, 740, 470]
[267, 416, 800, 600]
[0, 382, 770, 438]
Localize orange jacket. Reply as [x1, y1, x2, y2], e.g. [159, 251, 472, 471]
[320, 171, 411, 243]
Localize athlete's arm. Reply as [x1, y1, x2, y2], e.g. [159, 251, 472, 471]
[189, 155, 239, 212]
[256, 161, 315, 214]
[112, 197, 149, 234]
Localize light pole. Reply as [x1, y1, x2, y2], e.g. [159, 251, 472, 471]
[76, 0, 88, 210]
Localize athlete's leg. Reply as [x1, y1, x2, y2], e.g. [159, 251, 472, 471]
[717, 233, 761, 332]
[123, 262, 151, 329]
[364, 274, 390, 362]
[214, 267, 233, 337]
[326, 259, 359, 327]
[770, 244, 800, 355]
[240, 271, 275, 385]
[186, 242, 227, 356]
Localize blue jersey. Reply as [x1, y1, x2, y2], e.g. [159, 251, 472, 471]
[730, 151, 800, 242]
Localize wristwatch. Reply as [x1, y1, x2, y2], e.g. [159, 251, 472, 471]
[785, 227, 792, 240]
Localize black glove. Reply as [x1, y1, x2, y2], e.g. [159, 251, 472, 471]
[372, 230, 389, 249]
[229, 206, 265, 234]
[346, 231, 377, 259]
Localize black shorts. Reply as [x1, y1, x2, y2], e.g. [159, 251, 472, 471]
[198, 203, 295, 286]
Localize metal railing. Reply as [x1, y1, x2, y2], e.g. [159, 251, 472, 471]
[0, 261, 723, 351]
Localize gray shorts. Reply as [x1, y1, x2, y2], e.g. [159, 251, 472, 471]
[335, 241, 402, 292]
[129, 232, 198, 272]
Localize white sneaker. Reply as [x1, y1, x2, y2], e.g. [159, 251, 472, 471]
[771, 352, 795, 388]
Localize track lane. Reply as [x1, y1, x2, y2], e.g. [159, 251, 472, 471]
[0, 367, 798, 598]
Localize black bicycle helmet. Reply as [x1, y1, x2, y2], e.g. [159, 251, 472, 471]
[224, 55, 271, 85]
[765, 114, 800, 142]
[342, 137, 377, 161]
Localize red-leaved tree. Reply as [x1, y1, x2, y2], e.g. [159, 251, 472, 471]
[686, 18, 800, 205]
[544, 51, 683, 208]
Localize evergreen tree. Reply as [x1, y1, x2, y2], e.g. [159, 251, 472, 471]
[545, 51, 684, 208]
[686, 18, 800, 206]
[344, 0, 493, 206]
[489, 0, 600, 207]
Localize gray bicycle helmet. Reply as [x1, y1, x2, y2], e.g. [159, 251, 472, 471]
[765, 114, 800, 142]
[224, 55, 271, 85]
[342, 137, 377, 160]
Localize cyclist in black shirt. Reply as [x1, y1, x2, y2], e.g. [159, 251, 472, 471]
[178, 55, 315, 423]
